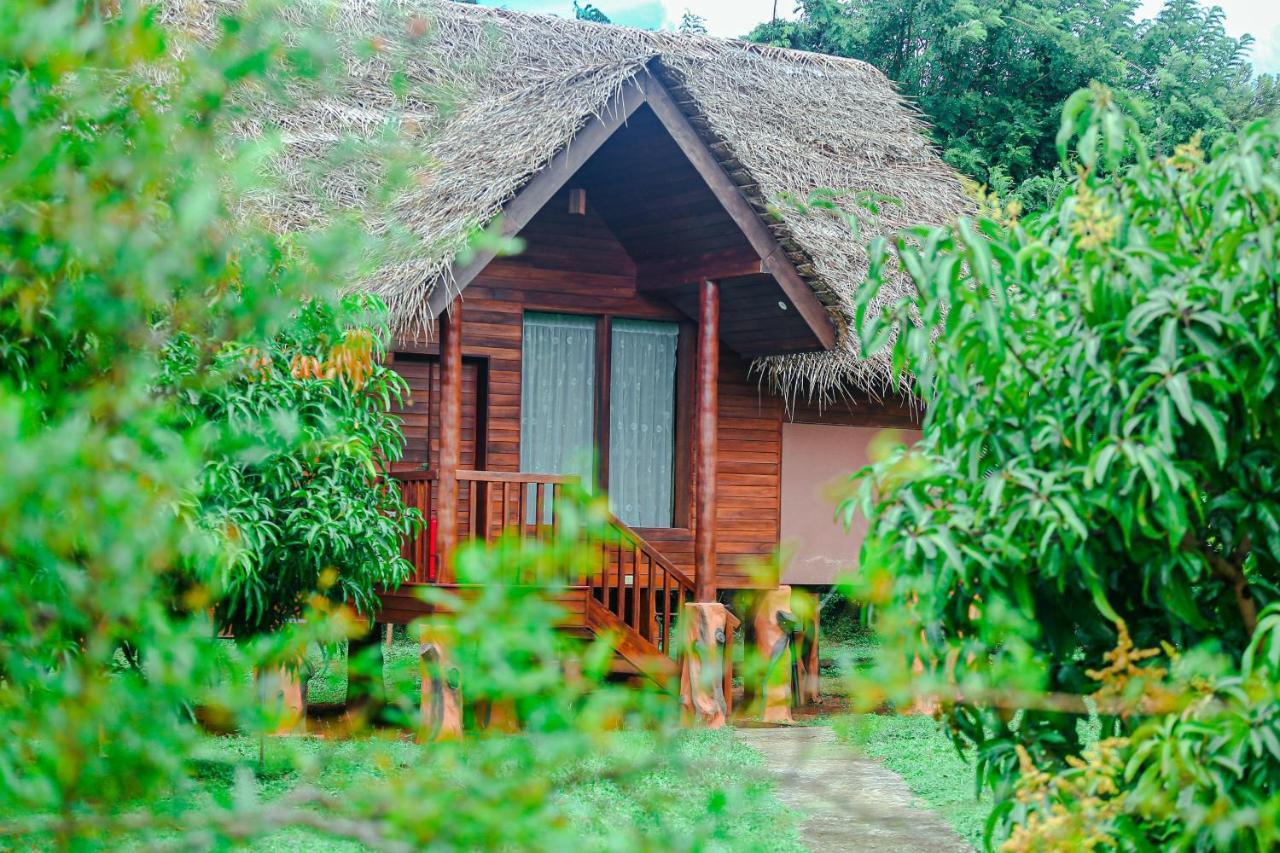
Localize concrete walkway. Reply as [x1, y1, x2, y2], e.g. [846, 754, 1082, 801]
[735, 725, 971, 852]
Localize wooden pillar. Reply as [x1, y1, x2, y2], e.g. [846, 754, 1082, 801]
[437, 298, 463, 583]
[694, 279, 719, 603]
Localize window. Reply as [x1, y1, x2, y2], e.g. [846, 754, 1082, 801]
[520, 312, 682, 528]
[608, 319, 678, 527]
[520, 313, 597, 488]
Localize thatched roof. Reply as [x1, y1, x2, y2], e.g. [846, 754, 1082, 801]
[161, 0, 970, 404]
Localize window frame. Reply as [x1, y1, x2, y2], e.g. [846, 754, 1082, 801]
[520, 309, 693, 530]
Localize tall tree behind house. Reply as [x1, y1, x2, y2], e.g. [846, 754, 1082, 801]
[749, 0, 1279, 204]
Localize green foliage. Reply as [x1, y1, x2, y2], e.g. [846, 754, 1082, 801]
[0, 2, 784, 847]
[179, 295, 418, 636]
[574, 1, 611, 24]
[0, 0, 352, 833]
[679, 9, 709, 35]
[843, 88, 1280, 847]
[749, 0, 1278, 203]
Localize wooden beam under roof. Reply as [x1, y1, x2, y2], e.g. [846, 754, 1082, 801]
[430, 77, 648, 320]
[635, 247, 763, 291]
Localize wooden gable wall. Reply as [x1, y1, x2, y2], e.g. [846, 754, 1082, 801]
[393, 188, 784, 590]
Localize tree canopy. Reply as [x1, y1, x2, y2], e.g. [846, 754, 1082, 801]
[750, 0, 1279, 206]
[844, 86, 1280, 848]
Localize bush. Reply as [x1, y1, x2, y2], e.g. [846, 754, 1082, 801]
[843, 85, 1280, 848]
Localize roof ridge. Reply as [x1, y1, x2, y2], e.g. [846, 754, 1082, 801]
[433, 0, 884, 77]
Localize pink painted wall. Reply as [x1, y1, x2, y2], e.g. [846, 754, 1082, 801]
[779, 423, 921, 586]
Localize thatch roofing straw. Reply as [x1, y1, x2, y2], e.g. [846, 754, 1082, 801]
[160, 0, 970, 405]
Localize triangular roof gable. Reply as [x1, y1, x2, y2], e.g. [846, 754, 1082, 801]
[433, 69, 836, 354]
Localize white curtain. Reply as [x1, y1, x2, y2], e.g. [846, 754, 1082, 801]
[520, 313, 596, 490]
[608, 319, 678, 527]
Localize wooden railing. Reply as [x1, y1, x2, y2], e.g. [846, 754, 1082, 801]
[585, 515, 693, 657]
[391, 469, 695, 656]
[395, 470, 436, 584]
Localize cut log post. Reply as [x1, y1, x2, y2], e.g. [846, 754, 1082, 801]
[419, 631, 463, 742]
[475, 699, 519, 734]
[679, 601, 730, 728]
[791, 589, 821, 706]
[259, 663, 307, 735]
[752, 585, 796, 723]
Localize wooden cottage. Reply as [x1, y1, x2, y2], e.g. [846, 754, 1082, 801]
[168, 0, 968, 693]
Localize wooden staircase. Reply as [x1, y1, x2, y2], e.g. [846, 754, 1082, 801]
[380, 470, 697, 689]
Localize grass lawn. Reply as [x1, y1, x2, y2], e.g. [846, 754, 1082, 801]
[180, 633, 803, 851]
[173, 728, 803, 852]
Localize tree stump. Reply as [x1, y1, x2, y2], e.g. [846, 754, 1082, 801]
[752, 585, 796, 723]
[419, 634, 463, 742]
[679, 601, 731, 728]
[792, 588, 821, 706]
[258, 663, 307, 734]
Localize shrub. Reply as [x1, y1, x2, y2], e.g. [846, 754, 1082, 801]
[844, 85, 1280, 848]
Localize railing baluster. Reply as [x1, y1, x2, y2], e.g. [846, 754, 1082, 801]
[629, 542, 640, 633]
[499, 481, 509, 542]
[420, 481, 429, 583]
[534, 483, 544, 541]
[644, 553, 655, 642]
[661, 566, 671, 654]
[518, 479, 528, 542]
[549, 483, 557, 538]
[614, 530, 624, 620]
[468, 478, 478, 540]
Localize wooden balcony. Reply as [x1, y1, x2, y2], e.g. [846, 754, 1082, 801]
[382, 469, 708, 687]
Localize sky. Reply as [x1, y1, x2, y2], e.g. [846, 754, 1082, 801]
[479, 0, 1280, 74]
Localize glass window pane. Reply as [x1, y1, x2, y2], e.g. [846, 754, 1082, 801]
[520, 313, 596, 492]
[608, 319, 678, 527]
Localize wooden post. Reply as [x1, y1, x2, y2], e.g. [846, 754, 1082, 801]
[694, 279, 719, 603]
[680, 601, 730, 728]
[437, 297, 463, 583]
[419, 630, 463, 742]
[752, 585, 796, 723]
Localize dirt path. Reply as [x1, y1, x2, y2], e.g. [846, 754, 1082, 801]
[735, 725, 972, 852]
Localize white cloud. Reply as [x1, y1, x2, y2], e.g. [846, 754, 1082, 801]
[653, 0, 792, 39]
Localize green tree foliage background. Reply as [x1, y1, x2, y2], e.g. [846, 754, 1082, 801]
[750, 0, 1280, 207]
[843, 87, 1280, 848]
[0, 1, 782, 847]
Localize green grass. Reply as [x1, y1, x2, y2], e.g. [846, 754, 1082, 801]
[170, 635, 802, 851]
[167, 728, 803, 851]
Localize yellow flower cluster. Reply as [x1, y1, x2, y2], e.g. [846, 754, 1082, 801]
[287, 329, 377, 390]
[1086, 619, 1174, 716]
[960, 176, 1024, 226]
[1167, 131, 1205, 172]
[1068, 176, 1121, 252]
[1002, 738, 1130, 852]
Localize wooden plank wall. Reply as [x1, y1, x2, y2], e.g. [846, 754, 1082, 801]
[391, 189, 786, 589]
